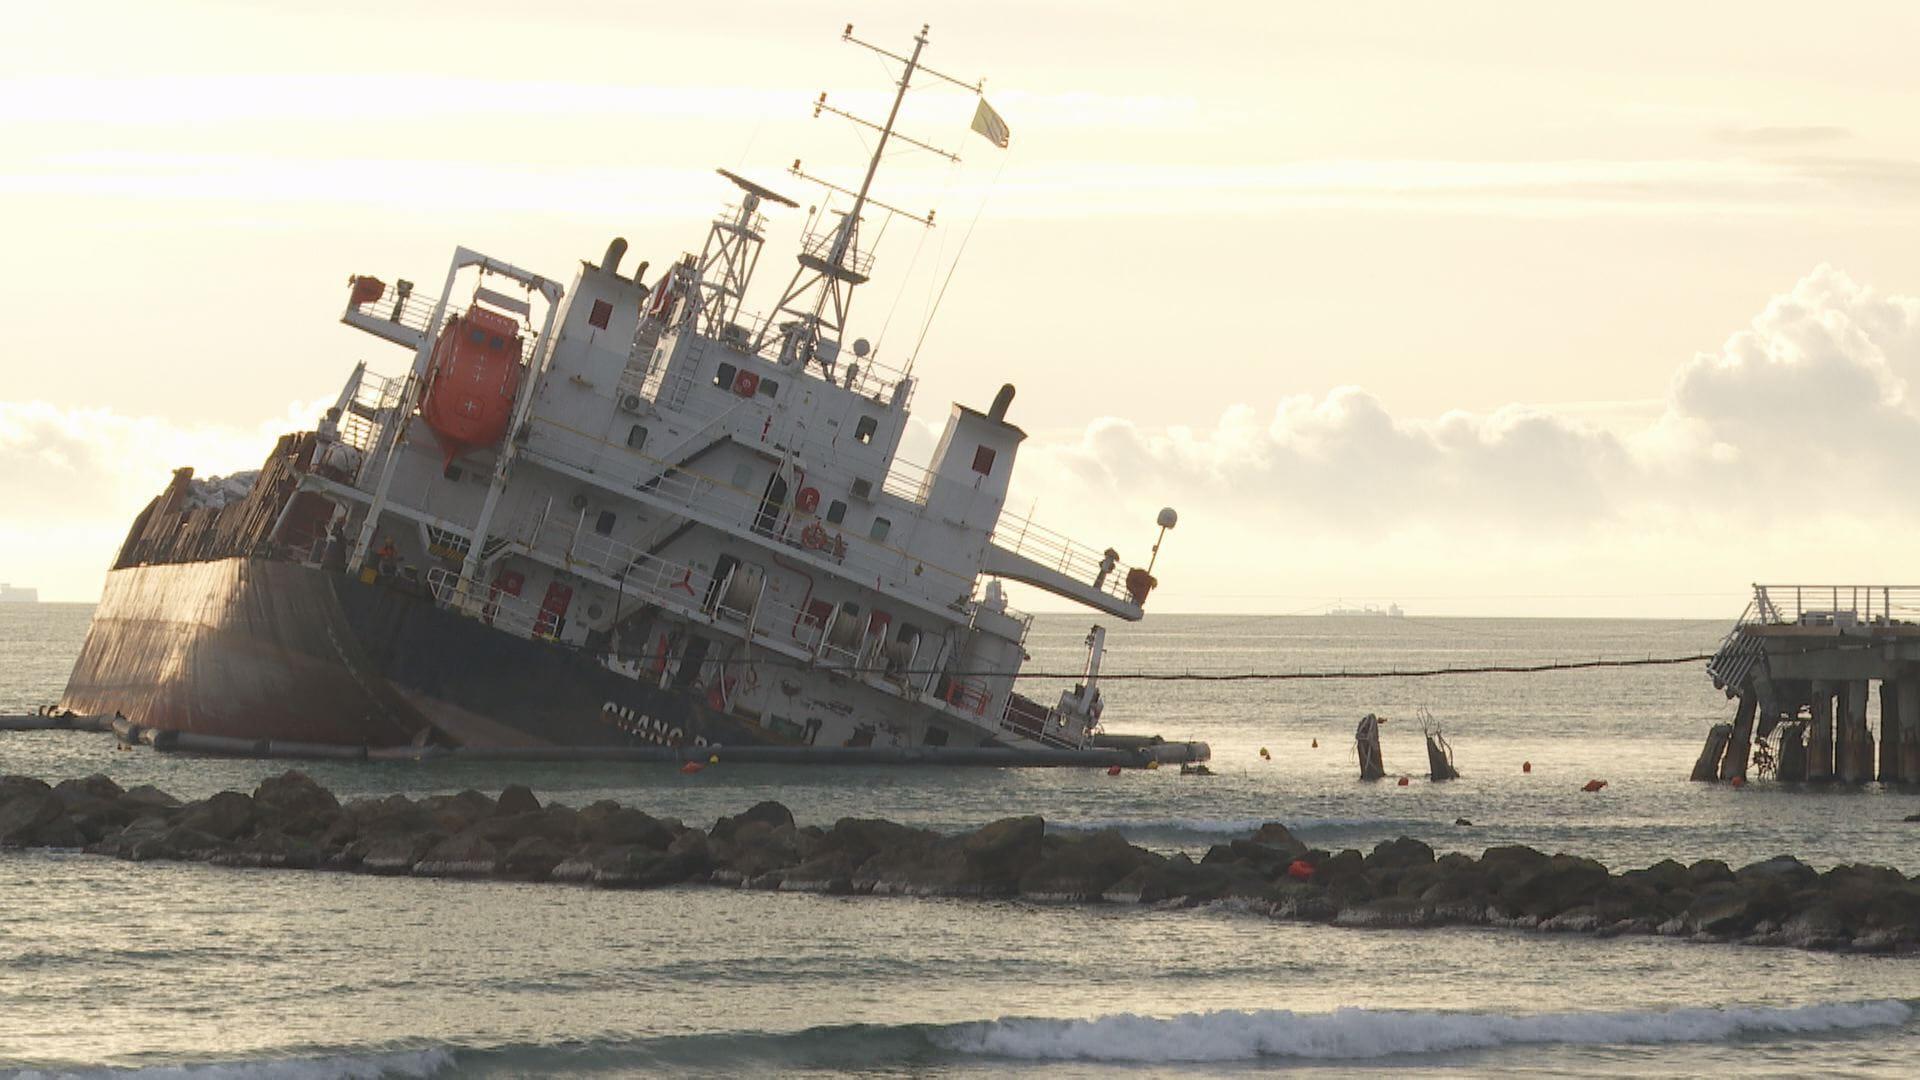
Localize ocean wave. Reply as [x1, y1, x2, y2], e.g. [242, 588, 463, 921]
[12, 1048, 452, 1080]
[933, 1000, 1916, 1062]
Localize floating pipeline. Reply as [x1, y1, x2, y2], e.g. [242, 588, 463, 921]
[3, 771, 1919, 955]
[0, 714, 1206, 768]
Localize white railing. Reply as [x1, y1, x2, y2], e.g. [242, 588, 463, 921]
[1742, 584, 1920, 627]
[990, 509, 1143, 607]
[349, 290, 543, 366]
[426, 566, 553, 640]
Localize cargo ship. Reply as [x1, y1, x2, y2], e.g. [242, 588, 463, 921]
[59, 27, 1208, 765]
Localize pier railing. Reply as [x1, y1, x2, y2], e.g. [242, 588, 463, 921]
[1740, 584, 1920, 627]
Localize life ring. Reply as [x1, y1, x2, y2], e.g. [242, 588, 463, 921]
[795, 486, 821, 514]
[800, 522, 829, 550]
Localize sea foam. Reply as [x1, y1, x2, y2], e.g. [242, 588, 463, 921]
[935, 1000, 1915, 1062]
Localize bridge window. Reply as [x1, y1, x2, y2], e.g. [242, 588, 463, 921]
[714, 362, 737, 389]
[626, 424, 648, 450]
[759, 377, 779, 399]
[854, 416, 877, 445]
[971, 445, 996, 475]
[826, 499, 847, 525]
[870, 516, 891, 542]
[594, 510, 616, 536]
[588, 299, 612, 330]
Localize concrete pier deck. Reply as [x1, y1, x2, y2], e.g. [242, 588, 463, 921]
[1705, 585, 1920, 783]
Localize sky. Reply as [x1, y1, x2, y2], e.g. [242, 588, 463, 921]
[5, 1, 1920, 616]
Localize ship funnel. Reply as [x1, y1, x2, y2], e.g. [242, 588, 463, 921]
[601, 237, 628, 274]
[633, 259, 650, 286]
[989, 383, 1016, 422]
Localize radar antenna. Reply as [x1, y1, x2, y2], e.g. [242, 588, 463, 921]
[755, 23, 978, 363]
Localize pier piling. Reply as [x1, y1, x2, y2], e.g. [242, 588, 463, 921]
[1879, 681, 1902, 783]
[1807, 683, 1836, 782]
[1901, 676, 1920, 781]
[1691, 723, 1732, 782]
[1838, 680, 1872, 783]
[1776, 722, 1808, 782]
[1719, 695, 1756, 781]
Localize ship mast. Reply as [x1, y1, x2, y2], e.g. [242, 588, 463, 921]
[757, 23, 974, 358]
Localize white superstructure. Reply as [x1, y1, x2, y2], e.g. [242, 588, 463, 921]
[280, 27, 1177, 755]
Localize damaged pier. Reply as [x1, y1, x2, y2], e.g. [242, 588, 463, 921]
[1704, 585, 1920, 783]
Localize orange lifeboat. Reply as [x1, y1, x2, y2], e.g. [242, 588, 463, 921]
[420, 306, 524, 465]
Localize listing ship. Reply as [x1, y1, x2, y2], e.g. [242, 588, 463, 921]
[60, 28, 1208, 765]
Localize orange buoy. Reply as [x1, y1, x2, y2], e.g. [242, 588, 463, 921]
[1729, 775, 1746, 788]
[1581, 778, 1607, 793]
[1310, 739, 1318, 749]
[1522, 760, 1532, 774]
[1286, 859, 1315, 881]
[1397, 775, 1410, 786]
[679, 761, 704, 775]
[1106, 764, 1123, 776]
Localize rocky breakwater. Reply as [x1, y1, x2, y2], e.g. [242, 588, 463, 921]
[3, 771, 1918, 954]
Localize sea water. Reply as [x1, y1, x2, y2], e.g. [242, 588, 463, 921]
[3, 604, 1917, 1077]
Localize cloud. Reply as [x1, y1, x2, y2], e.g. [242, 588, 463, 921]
[1013, 266, 1920, 611]
[1712, 125, 1851, 147]
[0, 399, 328, 598]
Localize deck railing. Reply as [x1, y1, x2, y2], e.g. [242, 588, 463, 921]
[1740, 584, 1920, 627]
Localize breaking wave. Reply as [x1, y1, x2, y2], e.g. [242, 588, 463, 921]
[17, 1001, 1909, 1075]
[934, 1000, 1916, 1062]
[10, 1049, 452, 1079]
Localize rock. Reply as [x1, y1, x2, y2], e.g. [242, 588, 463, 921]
[496, 784, 542, 817]
[1248, 822, 1307, 856]
[251, 771, 340, 830]
[214, 830, 325, 870]
[1478, 844, 1551, 882]
[53, 774, 124, 807]
[176, 791, 255, 841]
[591, 846, 706, 888]
[500, 836, 568, 880]
[122, 784, 182, 811]
[1622, 858, 1689, 893]
[858, 815, 1042, 898]
[777, 852, 860, 894]
[352, 831, 444, 875]
[1019, 829, 1160, 901]
[1734, 855, 1817, 891]
[1685, 859, 1734, 888]
[1365, 836, 1435, 871]
[0, 776, 55, 808]
[1498, 854, 1611, 921]
[711, 800, 795, 841]
[577, 805, 675, 849]
[716, 821, 814, 878]
[819, 818, 935, 864]
[0, 790, 67, 847]
[414, 833, 502, 877]
[423, 790, 496, 832]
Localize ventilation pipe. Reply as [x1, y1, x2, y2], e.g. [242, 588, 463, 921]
[988, 383, 1016, 422]
[601, 237, 628, 274]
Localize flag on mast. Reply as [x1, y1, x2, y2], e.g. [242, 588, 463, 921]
[970, 98, 1010, 148]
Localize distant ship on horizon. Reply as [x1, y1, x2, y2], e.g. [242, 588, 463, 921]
[0, 583, 38, 604]
[1326, 601, 1403, 618]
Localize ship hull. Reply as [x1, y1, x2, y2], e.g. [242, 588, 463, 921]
[61, 558, 780, 750]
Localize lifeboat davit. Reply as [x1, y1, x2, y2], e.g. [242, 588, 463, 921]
[419, 306, 524, 465]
